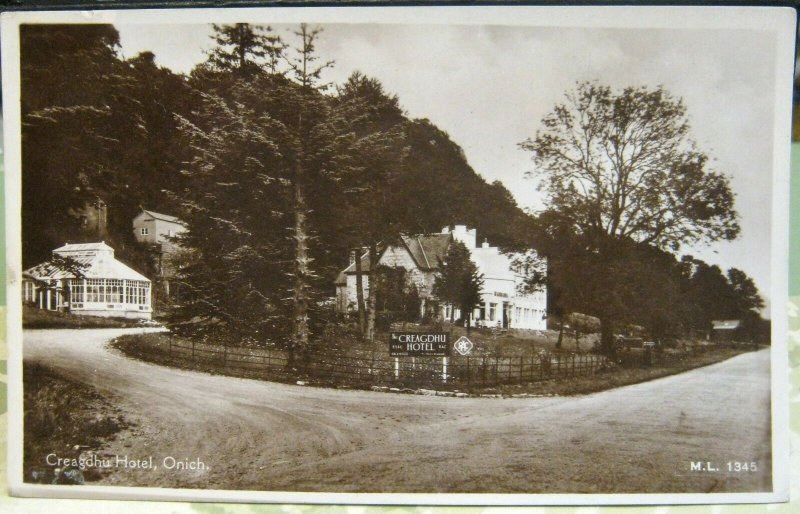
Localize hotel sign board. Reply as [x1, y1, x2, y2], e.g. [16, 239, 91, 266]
[389, 332, 450, 357]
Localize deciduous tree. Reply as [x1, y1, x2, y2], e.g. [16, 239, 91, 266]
[522, 82, 739, 354]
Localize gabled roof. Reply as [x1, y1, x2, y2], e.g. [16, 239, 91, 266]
[337, 250, 373, 284]
[402, 233, 451, 270]
[24, 242, 150, 282]
[140, 209, 184, 224]
[335, 233, 453, 283]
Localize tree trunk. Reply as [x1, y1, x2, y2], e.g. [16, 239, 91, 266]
[292, 174, 310, 357]
[354, 247, 367, 337]
[600, 317, 616, 356]
[366, 244, 378, 342]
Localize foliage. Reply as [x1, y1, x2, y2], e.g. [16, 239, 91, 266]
[371, 265, 421, 328]
[433, 240, 484, 326]
[206, 23, 285, 75]
[521, 81, 739, 250]
[522, 82, 742, 353]
[21, 25, 197, 278]
[168, 83, 297, 342]
[333, 72, 409, 339]
[20, 26, 768, 369]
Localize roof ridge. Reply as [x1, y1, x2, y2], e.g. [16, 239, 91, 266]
[142, 209, 181, 222]
[416, 236, 431, 268]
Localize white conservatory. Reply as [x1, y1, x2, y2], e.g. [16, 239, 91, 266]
[22, 242, 152, 320]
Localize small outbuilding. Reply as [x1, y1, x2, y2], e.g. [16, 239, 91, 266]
[132, 209, 186, 250]
[22, 242, 152, 320]
[711, 319, 743, 342]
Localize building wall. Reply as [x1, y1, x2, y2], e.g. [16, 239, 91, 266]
[337, 246, 437, 314]
[377, 246, 434, 297]
[22, 278, 152, 320]
[133, 214, 186, 247]
[336, 227, 547, 329]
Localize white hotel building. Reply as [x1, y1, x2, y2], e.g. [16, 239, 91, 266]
[335, 225, 547, 330]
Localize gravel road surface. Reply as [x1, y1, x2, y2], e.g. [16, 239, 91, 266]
[23, 328, 773, 493]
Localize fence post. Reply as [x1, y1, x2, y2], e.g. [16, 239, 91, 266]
[223, 341, 228, 369]
[519, 356, 524, 384]
[442, 356, 448, 384]
[572, 353, 576, 376]
[168, 333, 172, 360]
[466, 356, 471, 392]
[395, 357, 400, 379]
[482, 356, 486, 387]
[530, 352, 534, 381]
[493, 359, 499, 386]
[191, 339, 196, 363]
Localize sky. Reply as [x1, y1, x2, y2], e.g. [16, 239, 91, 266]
[116, 22, 779, 315]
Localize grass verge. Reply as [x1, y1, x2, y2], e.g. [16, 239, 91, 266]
[492, 347, 751, 396]
[23, 362, 131, 484]
[23, 305, 150, 329]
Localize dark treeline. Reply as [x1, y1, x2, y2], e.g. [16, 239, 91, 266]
[21, 23, 767, 354]
[20, 23, 536, 351]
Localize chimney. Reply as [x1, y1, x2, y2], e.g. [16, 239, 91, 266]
[482, 239, 490, 248]
[451, 225, 477, 248]
[349, 250, 356, 265]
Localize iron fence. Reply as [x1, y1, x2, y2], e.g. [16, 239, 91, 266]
[130, 334, 611, 391]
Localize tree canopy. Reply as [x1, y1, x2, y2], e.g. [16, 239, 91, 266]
[522, 81, 739, 251]
[522, 82, 747, 353]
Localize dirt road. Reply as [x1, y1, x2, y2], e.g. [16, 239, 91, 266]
[23, 328, 773, 493]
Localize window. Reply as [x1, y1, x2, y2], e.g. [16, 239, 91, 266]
[488, 303, 497, 321]
[140, 227, 149, 235]
[86, 279, 104, 303]
[69, 279, 85, 303]
[125, 280, 150, 306]
[107, 279, 123, 303]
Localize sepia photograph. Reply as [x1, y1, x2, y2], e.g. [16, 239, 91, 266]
[2, 5, 793, 506]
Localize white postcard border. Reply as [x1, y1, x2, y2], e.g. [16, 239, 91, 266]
[2, 5, 794, 506]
